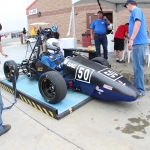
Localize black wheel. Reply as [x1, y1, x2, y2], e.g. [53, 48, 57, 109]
[39, 71, 67, 104]
[3, 60, 19, 82]
[91, 57, 111, 68]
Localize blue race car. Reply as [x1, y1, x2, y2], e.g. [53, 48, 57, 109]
[3, 28, 139, 104]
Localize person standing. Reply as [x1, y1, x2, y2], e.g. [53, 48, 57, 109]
[47, 25, 58, 39]
[22, 28, 27, 43]
[124, 0, 148, 97]
[114, 23, 129, 63]
[30, 26, 38, 39]
[90, 11, 111, 60]
[0, 23, 10, 136]
[37, 27, 42, 35]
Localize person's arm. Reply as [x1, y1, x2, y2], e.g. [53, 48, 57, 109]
[130, 20, 141, 41]
[103, 16, 111, 25]
[128, 20, 141, 50]
[125, 32, 129, 39]
[0, 44, 8, 57]
[90, 29, 94, 40]
[90, 20, 95, 40]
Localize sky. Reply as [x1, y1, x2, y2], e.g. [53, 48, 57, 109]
[0, 0, 34, 33]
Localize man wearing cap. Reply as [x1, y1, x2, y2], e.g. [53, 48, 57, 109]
[124, 0, 148, 98]
[47, 25, 58, 39]
[90, 11, 111, 59]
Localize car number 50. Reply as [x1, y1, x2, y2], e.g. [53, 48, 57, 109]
[75, 65, 94, 83]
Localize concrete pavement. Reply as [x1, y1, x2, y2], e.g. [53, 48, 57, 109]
[0, 39, 150, 150]
[1, 38, 21, 47]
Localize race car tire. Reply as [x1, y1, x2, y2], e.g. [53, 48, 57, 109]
[3, 60, 19, 82]
[91, 57, 111, 68]
[39, 71, 67, 104]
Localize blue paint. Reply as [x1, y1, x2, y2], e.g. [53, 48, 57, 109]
[91, 87, 136, 102]
[69, 80, 137, 102]
[1, 75, 89, 114]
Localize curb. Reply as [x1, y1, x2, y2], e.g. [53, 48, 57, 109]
[121, 72, 150, 91]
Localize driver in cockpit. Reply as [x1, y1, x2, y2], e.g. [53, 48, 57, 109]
[41, 32, 64, 74]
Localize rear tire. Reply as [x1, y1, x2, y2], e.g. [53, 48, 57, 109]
[91, 57, 111, 68]
[39, 71, 67, 104]
[3, 60, 19, 82]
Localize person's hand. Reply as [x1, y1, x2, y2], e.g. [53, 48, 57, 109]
[91, 35, 94, 40]
[2, 53, 8, 57]
[103, 16, 108, 20]
[57, 47, 61, 52]
[128, 40, 133, 51]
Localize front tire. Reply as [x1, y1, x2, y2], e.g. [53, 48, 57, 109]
[3, 60, 19, 82]
[39, 71, 67, 104]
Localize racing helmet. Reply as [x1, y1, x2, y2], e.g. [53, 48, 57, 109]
[51, 25, 58, 32]
[46, 38, 59, 53]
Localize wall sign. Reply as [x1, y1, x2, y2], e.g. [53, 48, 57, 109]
[29, 8, 38, 16]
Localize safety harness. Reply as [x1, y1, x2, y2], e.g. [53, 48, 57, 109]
[1, 65, 17, 110]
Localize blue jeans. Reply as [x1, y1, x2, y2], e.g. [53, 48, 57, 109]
[94, 34, 108, 59]
[132, 44, 147, 94]
[0, 95, 3, 132]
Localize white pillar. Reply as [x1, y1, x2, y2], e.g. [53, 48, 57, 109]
[72, 5, 76, 38]
[115, 11, 118, 31]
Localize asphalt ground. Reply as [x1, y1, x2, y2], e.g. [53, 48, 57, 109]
[0, 38, 150, 150]
[1, 38, 21, 47]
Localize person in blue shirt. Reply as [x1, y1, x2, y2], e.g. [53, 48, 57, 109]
[90, 11, 111, 60]
[124, 0, 148, 98]
[0, 23, 10, 136]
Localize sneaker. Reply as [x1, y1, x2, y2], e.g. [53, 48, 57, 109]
[116, 60, 120, 62]
[119, 60, 125, 63]
[0, 125, 11, 136]
[138, 93, 145, 99]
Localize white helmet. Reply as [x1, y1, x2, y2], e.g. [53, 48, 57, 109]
[107, 24, 113, 30]
[46, 38, 59, 53]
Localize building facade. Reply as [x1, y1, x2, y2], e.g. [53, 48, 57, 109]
[27, 0, 150, 42]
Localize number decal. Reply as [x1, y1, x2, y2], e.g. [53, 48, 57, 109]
[84, 69, 90, 81]
[78, 67, 85, 79]
[75, 65, 94, 83]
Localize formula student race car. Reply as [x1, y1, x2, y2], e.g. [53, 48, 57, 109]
[3, 28, 139, 104]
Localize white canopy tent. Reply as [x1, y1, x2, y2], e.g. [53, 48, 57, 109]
[29, 22, 49, 26]
[66, 0, 150, 50]
[71, 0, 150, 34]
[72, 0, 150, 12]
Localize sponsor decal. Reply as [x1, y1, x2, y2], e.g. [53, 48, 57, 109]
[103, 84, 113, 90]
[118, 80, 126, 86]
[98, 68, 122, 81]
[95, 86, 104, 95]
[37, 67, 43, 71]
[67, 62, 77, 69]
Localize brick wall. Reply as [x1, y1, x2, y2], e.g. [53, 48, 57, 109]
[27, 0, 150, 41]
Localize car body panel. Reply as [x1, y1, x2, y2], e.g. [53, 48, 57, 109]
[63, 56, 139, 102]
